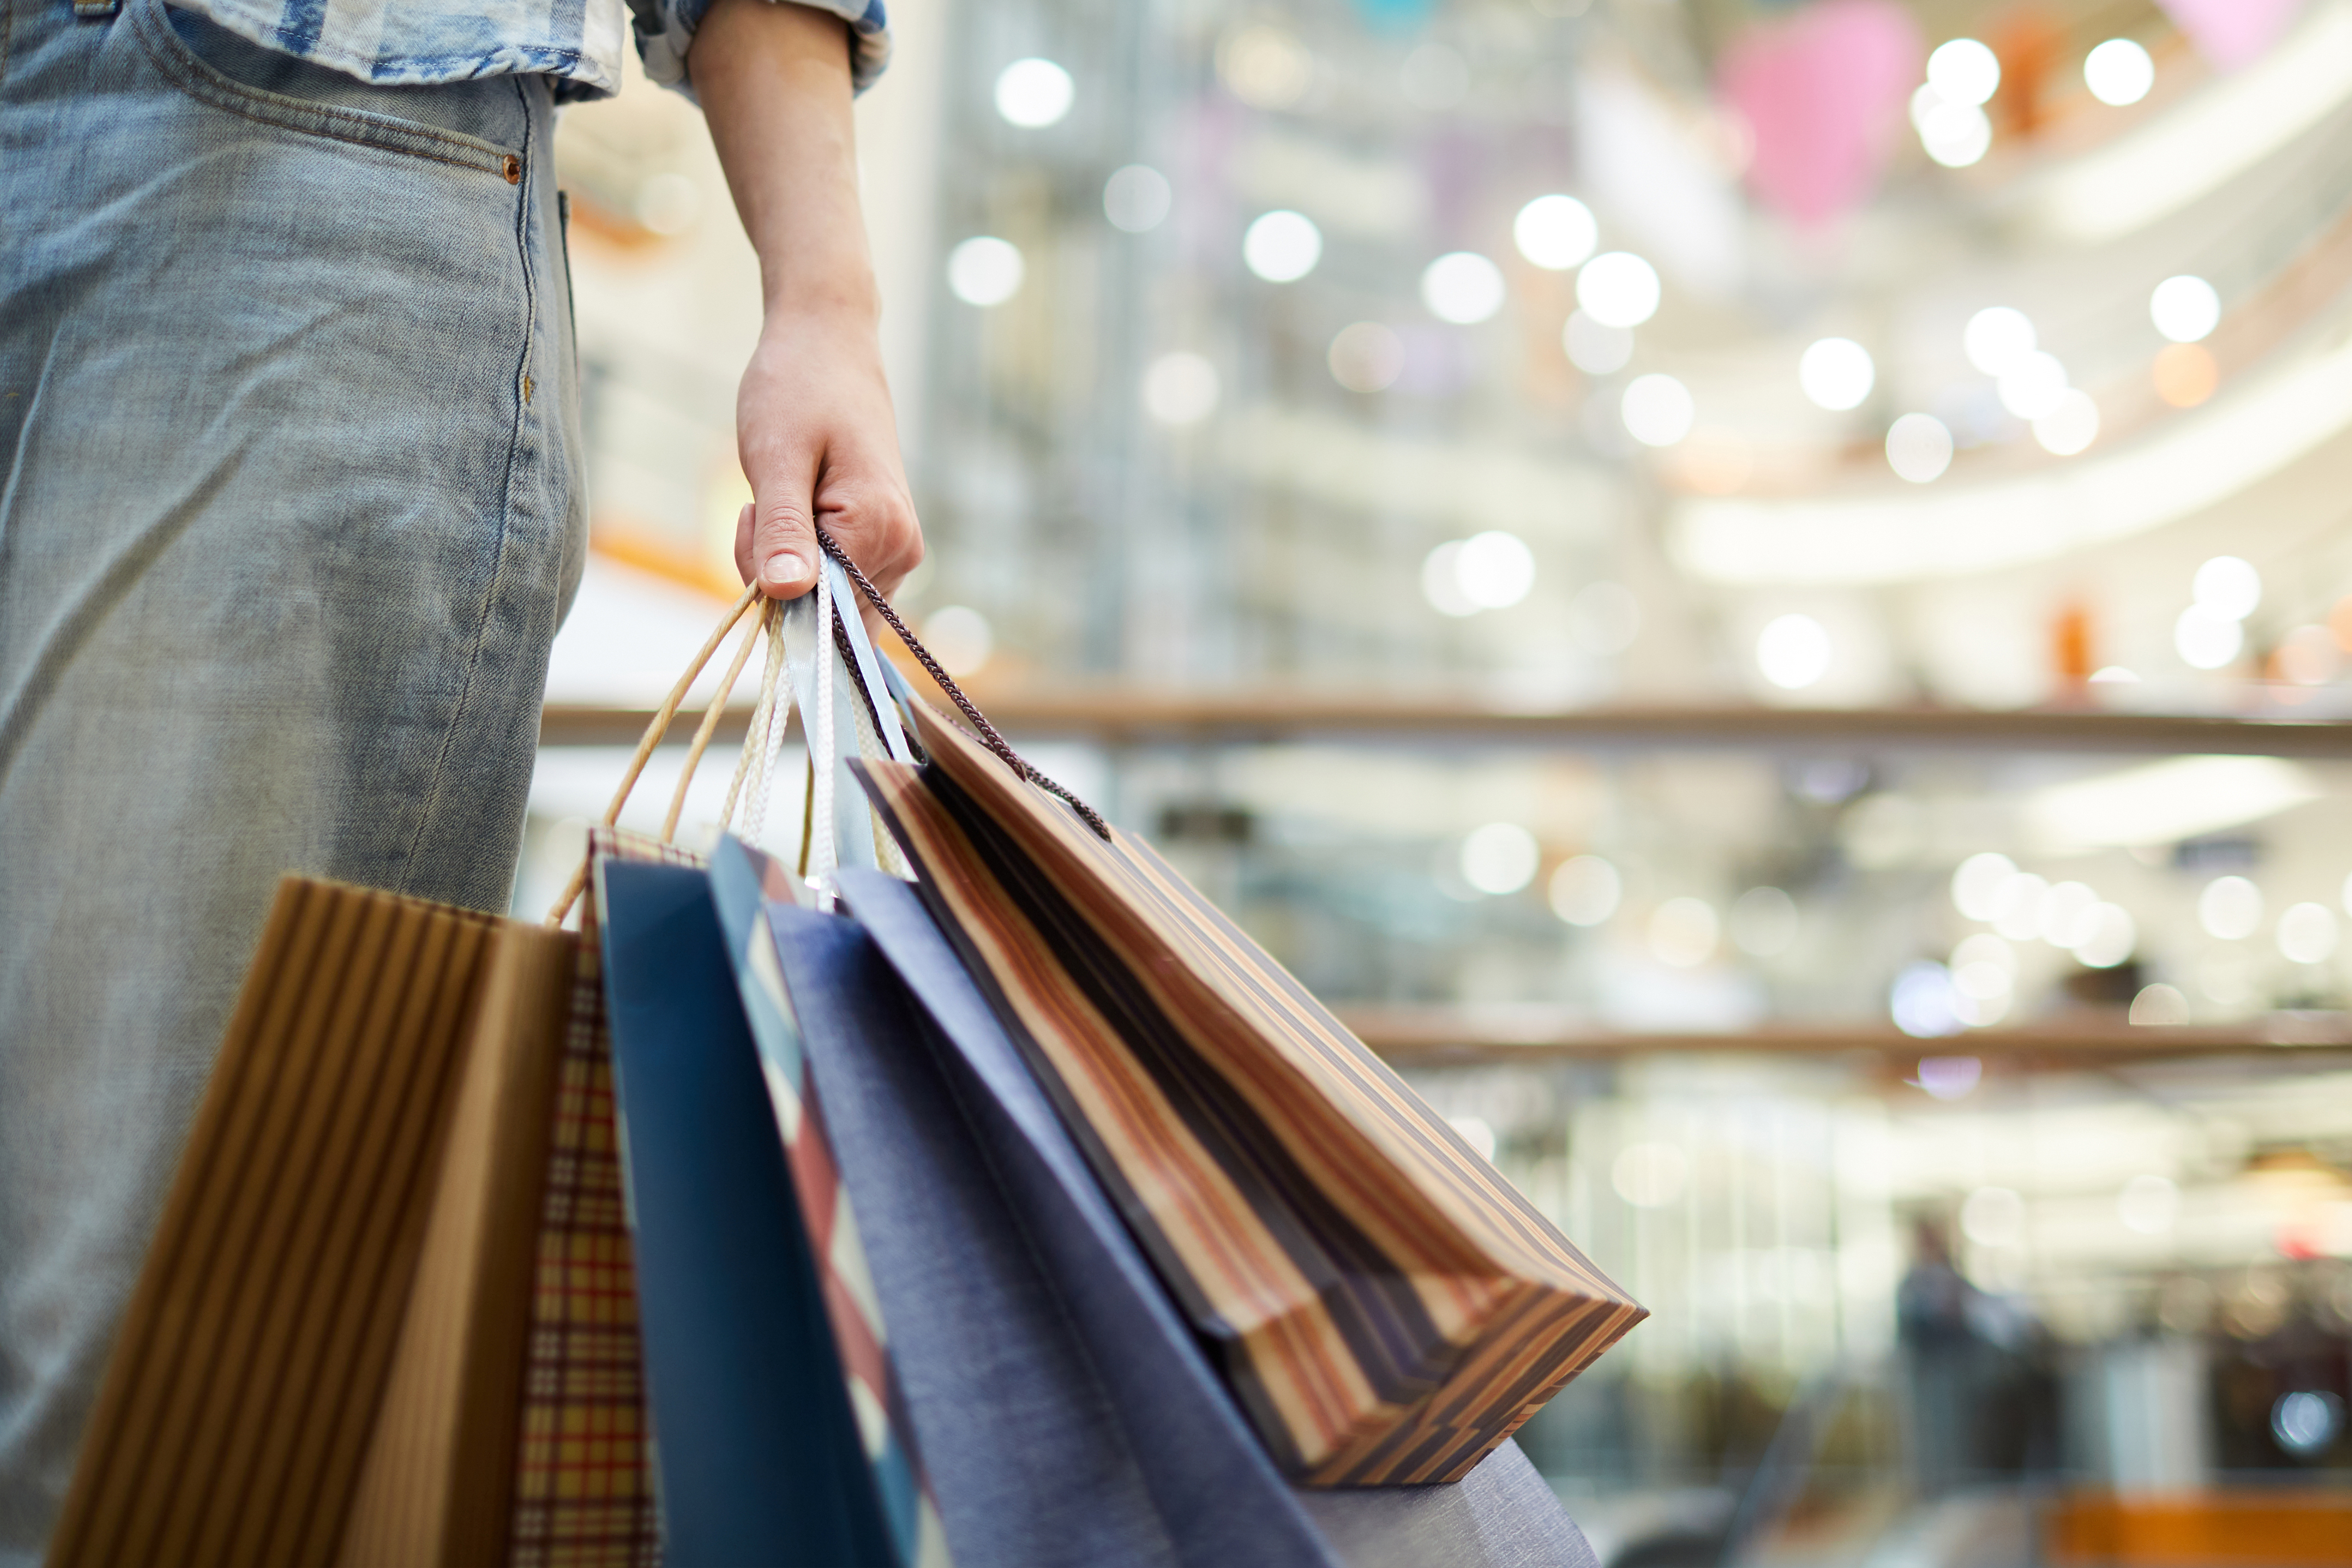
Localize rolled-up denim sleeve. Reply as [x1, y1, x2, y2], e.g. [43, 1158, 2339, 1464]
[630, 0, 890, 96]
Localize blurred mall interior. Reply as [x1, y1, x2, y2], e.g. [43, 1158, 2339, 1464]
[526, 0, 2352, 1560]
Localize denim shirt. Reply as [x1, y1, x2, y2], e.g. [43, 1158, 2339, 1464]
[169, 0, 889, 102]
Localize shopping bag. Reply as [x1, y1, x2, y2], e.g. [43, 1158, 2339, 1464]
[804, 540, 1645, 1488]
[824, 863, 1599, 1568]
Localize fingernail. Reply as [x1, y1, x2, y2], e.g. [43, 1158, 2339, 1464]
[763, 552, 808, 587]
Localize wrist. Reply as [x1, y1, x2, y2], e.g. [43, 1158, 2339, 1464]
[762, 273, 883, 326]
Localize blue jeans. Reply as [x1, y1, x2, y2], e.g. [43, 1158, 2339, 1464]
[0, 0, 583, 1554]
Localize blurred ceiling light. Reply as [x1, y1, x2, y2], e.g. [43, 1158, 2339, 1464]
[946, 236, 1024, 305]
[1994, 872, 2049, 942]
[1563, 311, 1634, 375]
[1907, 83, 1944, 133]
[1927, 38, 2002, 106]
[1243, 210, 1322, 282]
[1455, 529, 1537, 609]
[1400, 44, 1470, 111]
[2151, 275, 2222, 343]
[1798, 337, 1875, 411]
[1612, 1143, 1687, 1207]
[2031, 3, 2352, 244]
[1620, 373, 1694, 447]
[1892, 961, 1962, 1038]
[1915, 1055, 1982, 1098]
[1327, 322, 1405, 393]
[1755, 612, 1832, 690]
[1142, 352, 1220, 425]
[1461, 822, 1540, 895]
[1102, 164, 1172, 233]
[1568, 580, 1642, 654]
[1952, 852, 2019, 921]
[2280, 902, 2340, 963]
[2022, 755, 2320, 852]
[1649, 897, 1720, 968]
[1950, 957, 2010, 1026]
[2175, 608, 2245, 668]
[1885, 413, 1954, 483]
[1514, 194, 1598, 271]
[2119, 1174, 2179, 1235]
[1217, 24, 1312, 110]
[2199, 875, 2264, 940]
[1953, 932, 2018, 976]
[2278, 624, 2344, 685]
[2193, 555, 2262, 619]
[1996, 351, 2069, 420]
[2153, 343, 2219, 407]
[2033, 389, 2100, 455]
[2129, 983, 2191, 1025]
[2074, 904, 2137, 968]
[1730, 886, 1798, 957]
[1918, 99, 1993, 168]
[994, 58, 1075, 128]
[2274, 1393, 2346, 1461]
[2084, 38, 2156, 106]
[1961, 1185, 2025, 1247]
[921, 605, 993, 676]
[1420, 541, 1478, 617]
[1550, 855, 1622, 927]
[2040, 880, 2099, 947]
[1575, 252, 1661, 329]
[1964, 306, 2038, 376]
[1420, 251, 1506, 324]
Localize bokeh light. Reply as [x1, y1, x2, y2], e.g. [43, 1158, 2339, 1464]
[1756, 613, 1832, 690]
[1461, 823, 1540, 895]
[1927, 38, 2001, 106]
[1963, 307, 2037, 376]
[994, 58, 1075, 128]
[1886, 414, 1954, 482]
[947, 236, 1024, 305]
[1102, 165, 1172, 233]
[1454, 530, 1537, 609]
[2193, 555, 2262, 619]
[1243, 210, 1322, 282]
[1142, 352, 1220, 425]
[1550, 855, 1622, 926]
[1564, 312, 1634, 374]
[2151, 275, 2221, 343]
[1952, 852, 2019, 921]
[2074, 905, 2137, 968]
[1798, 338, 1875, 411]
[1649, 897, 1720, 967]
[1217, 24, 1311, 109]
[2153, 343, 2217, 407]
[2174, 606, 2243, 669]
[2032, 390, 2100, 455]
[1621, 373, 1694, 447]
[2085, 38, 2156, 106]
[1421, 251, 1507, 324]
[2279, 902, 2339, 963]
[1576, 252, 1661, 328]
[1892, 961, 1961, 1038]
[1918, 100, 1992, 168]
[1514, 195, 1598, 271]
[1327, 322, 1405, 393]
[2198, 875, 2263, 940]
[1997, 351, 2069, 420]
[922, 605, 994, 676]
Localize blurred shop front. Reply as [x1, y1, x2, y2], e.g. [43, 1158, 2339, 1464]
[531, 0, 2352, 1560]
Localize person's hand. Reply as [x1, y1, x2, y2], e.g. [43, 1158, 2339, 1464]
[731, 304, 923, 602]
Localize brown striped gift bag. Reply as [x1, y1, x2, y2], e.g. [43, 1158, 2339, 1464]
[848, 697, 1646, 1489]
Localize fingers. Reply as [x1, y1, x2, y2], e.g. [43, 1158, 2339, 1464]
[750, 489, 820, 599]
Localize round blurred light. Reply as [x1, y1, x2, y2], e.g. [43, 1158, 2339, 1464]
[1997, 351, 2069, 420]
[2175, 606, 2244, 669]
[1964, 306, 2038, 376]
[1102, 164, 1172, 232]
[1917, 1055, 1983, 1098]
[1620, 373, 1694, 447]
[2153, 343, 2218, 408]
[1217, 23, 1312, 109]
[1886, 414, 1954, 483]
[2279, 902, 2339, 964]
[1421, 251, 1507, 324]
[2193, 555, 2261, 620]
[1569, 581, 1642, 654]
[1514, 194, 1597, 271]
[1649, 896, 1719, 968]
[1893, 961, 1962, 1038]
[1928, 38, 2002, 106]
[2118, 1174, 2178, 1235]
[1756, 613, 1832, 690]
[1564, 311, 1634, 374]
[947, 236, 1024, 306]
[994, 58, 1075, 128]
[1908, 82, 1944, 132]
[1994, 872, 2049, 942]
[1461, 822, 1540, 895]
[1576, 252, 1661, 329]
[2075, 904, 2138, 968]
[2040, 880, 2099, 947]
[1961, 1185, 2025, 1247]
[2198, 875, 2263, 940]
[1919, 100, 1993, 167]
[2279, 624, 2344, 686]
[1952, 932, 2018, 976]
[2085, 38, 2155, 106]
[2273, 1392, 2345, 1458]
[1953, 854, 2019, 921]
[1456, 529, 1536, 609]
[2130, 983, 2191, 1025]
[1612, 1142, 1687, 1207]
[1799, 337, 1875, 411]
[1951, 958, 2010, 1001]
[2151, 275, 2221, 344]
[1550, 854, 1622, 926]
[1142, 352, 1220, 425]
[922, 605, 994, 676]
[1243, 210, 1321, 282]
[2033, 389, 2100, 456]
[1328, 322, 1405, 393]
[1420, 541, 1477, 617]
[1730, 886, 1798, 957]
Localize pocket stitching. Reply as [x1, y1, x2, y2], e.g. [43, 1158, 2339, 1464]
[131, 0, 517, 177]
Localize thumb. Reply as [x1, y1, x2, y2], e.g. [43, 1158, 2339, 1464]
[748, 458, 821, 599]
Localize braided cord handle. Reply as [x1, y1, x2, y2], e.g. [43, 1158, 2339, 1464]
[814, 528, 1112, 842]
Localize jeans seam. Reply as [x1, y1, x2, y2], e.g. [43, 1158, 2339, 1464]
[130, 0, 514, 177]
